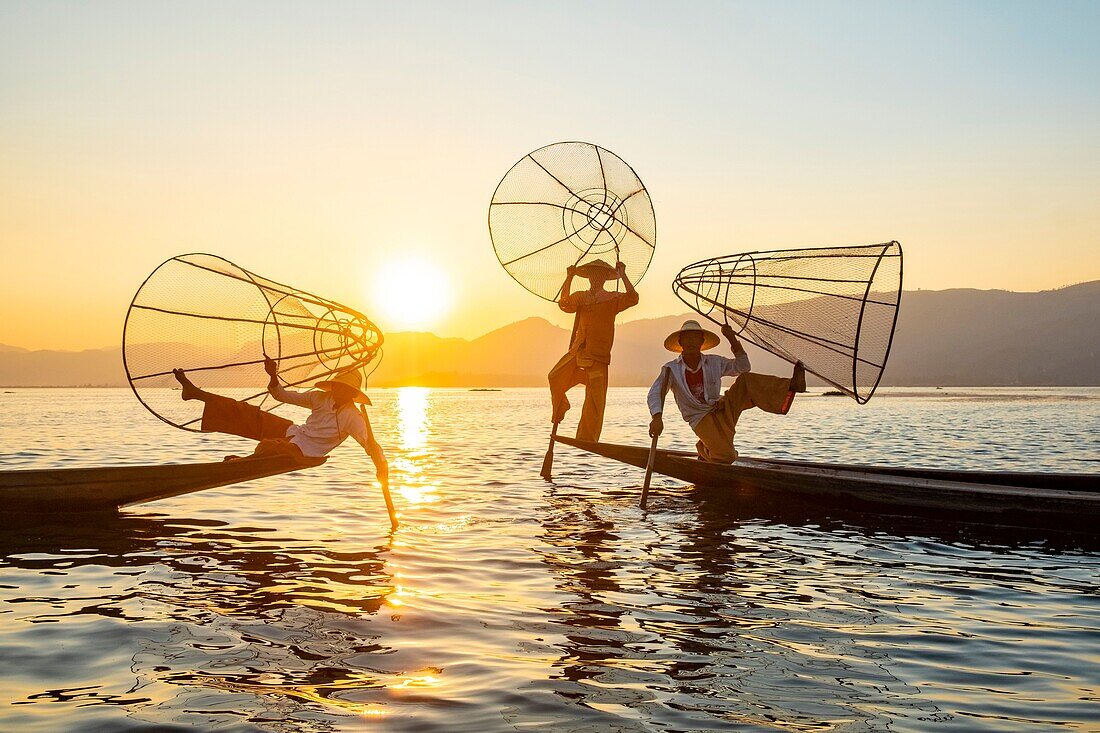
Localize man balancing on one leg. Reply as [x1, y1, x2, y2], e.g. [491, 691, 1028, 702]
[647, 320, 806, 463]
[549, 259, 638, 443]
[173, 358, 389, 487]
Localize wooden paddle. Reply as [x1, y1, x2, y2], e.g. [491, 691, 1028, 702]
[361, 403, 397, 528]
[639, 433, 659, 509]
[380, 480, 397, 529]
[640, 367, 670, 509]
[540, 421, 559, 481]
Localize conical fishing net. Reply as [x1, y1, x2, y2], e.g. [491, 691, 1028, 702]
[673, 242, 903, 403]
[123, 253, 383, 431]
[490, 141, 656, 301]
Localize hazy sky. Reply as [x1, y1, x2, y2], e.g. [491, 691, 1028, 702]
[2, 1, 1098, 350]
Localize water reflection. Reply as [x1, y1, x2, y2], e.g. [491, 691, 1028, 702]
[0, 514, 397, 729]
[395, 387, 439, 506]
[535, 486, 1100, 730]
[2, 388, 1098, 732]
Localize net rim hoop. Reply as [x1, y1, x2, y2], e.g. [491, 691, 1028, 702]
[856, 240, 904, 404]
[488, 140, 656, 303]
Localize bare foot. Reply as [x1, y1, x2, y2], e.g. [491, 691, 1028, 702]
[791, 361, 807, 393]
[172, 369, 200, 401]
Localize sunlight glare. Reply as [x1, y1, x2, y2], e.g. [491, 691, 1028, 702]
[372, 257, 452, 331]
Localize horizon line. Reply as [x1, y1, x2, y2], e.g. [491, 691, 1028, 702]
[2, 278, 1097, 353]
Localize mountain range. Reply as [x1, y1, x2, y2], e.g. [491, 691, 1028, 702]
[1, 282, 1097, 387]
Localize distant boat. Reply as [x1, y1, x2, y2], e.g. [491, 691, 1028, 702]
[0, 455, 325, 514]
[554, 436, 1100, 528]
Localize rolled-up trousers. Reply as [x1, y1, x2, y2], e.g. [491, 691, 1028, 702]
[548, 352, 608, 443]
[692, 372, 794, 464]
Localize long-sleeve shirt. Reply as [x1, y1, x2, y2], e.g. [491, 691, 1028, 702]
[269, 383, 373, 458]
[647, 351, 752, 428]
[558, 289, 638, 365]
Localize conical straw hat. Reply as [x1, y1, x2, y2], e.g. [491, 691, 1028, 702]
[315, 370, 372, 404]
[663, 319, 721, 353]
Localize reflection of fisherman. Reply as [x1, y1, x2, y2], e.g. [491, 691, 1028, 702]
[647, 320, 806, 463]
[172, 358, 389, 486]
[549, 259, 638, 442]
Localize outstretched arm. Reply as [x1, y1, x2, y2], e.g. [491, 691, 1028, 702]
[351, 407, 395, 526]
[719, 325, 751, 374]
[365, 429, 390, 489]
[351, 408, 389, 485]
[265, 356, 312, 408]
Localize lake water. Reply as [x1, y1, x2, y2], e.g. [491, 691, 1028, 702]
[1, 387, 1098, 732]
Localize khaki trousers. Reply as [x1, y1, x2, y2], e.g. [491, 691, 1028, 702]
[692, 372, 794, 464]
[548, 352, 608, 442]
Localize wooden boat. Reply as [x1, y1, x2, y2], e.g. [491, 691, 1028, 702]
[554, 436, 1100, 526]
[0, 455, 325, 514]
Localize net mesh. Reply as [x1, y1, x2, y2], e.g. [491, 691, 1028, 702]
[673, 242, 903, 403]
[123, 253, 384, 431]
[489, 141, 656, 301]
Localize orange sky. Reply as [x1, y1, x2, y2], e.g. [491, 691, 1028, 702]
[2, 2, 1098, 350]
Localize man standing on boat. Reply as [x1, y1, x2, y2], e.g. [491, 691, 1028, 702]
[549, 259, 638, 442]
[647, 320, 806, 463]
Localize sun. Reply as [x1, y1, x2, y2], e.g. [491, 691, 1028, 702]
[372, 257, 453, 331]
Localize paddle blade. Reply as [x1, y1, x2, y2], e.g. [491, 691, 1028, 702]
[540, 439, 555, 481]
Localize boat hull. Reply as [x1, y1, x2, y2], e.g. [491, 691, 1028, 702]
[0, 455, 325, 514]
[554, 436, 1100, 526]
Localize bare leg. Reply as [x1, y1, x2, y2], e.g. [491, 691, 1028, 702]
[791, 361, 806, 393]
[172, 369, 207, 402]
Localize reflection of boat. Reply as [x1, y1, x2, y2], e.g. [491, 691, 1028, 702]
[0, 454, 325, 513]
[554, 436, 1100, 527]
[0, 511, 395, 723]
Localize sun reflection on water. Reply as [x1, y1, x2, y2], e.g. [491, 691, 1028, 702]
[395, 387, 439, 505]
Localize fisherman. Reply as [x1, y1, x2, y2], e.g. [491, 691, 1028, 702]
[172, 358, 389, 485]
[549, 259, 638, 442]
[647, 320, 806, 463]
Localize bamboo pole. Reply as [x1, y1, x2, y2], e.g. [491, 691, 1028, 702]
[380, 480, 398, 529]
[641, 367, 670, 508]
[640, 433, 659, 509]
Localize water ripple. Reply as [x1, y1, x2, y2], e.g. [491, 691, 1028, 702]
[1, 387, 1098, 731]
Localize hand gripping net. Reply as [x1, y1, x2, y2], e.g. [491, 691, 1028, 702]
[673, 242, 903, 403]
[489, 141, 656, 301]
[123, 253, 383, 431]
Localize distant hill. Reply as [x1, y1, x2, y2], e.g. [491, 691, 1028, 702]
[884, 281, 1100, 386]
[1, 283, 1097, 387]
[0, 346, 122, 387]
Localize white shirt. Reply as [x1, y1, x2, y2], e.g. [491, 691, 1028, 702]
[270, 384, 372, 458]
[647, 352, 752, 428]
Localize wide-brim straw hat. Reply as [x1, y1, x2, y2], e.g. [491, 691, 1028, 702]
[315, 369, 372, 404]
[575, 259, 617, 279]
[664, 319, 721, 353]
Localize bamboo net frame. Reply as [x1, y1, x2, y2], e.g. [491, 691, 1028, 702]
[123, 253, 383, 431]
[673, 242, 903, 403]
